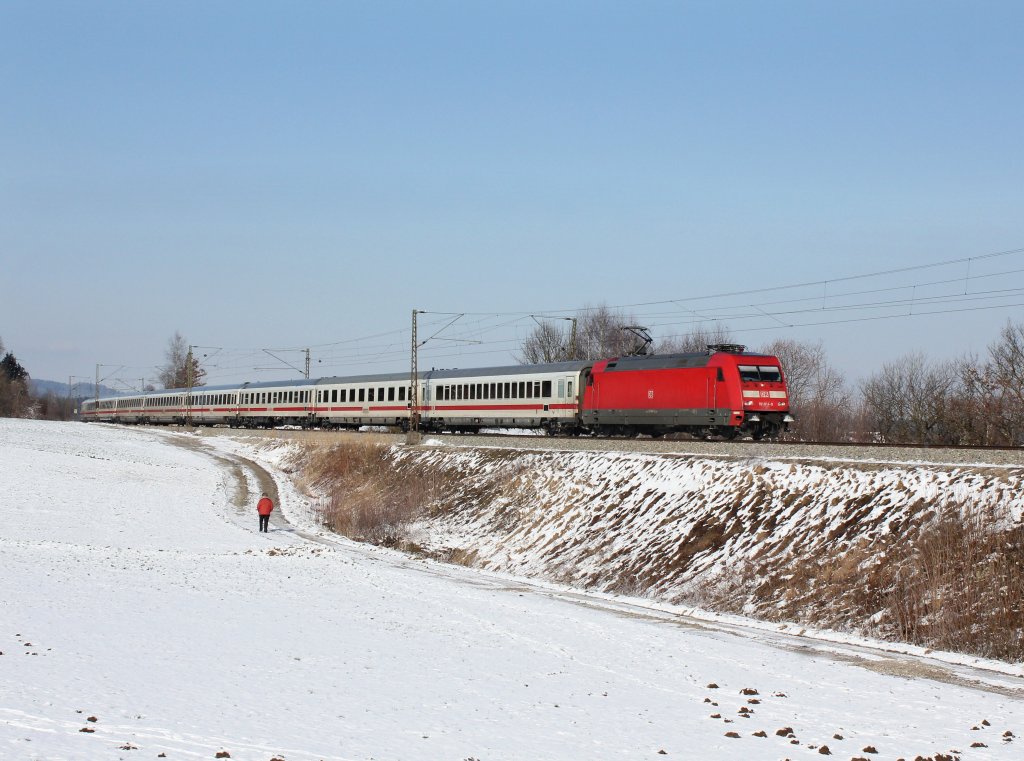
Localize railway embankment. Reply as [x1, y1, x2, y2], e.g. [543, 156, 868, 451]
[223, 431, 1024, 661]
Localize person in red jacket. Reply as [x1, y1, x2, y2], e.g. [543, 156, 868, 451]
[256, 492, 274, 532]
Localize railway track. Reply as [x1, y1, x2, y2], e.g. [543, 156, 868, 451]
[434, 429, 1023, 452]
[182, 424, 1024, 467]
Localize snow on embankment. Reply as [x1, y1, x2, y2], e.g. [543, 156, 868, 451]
[382, 445, 1024, 658]
[247, 431, 1023, 660]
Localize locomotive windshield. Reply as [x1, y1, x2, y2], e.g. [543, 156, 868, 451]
[738, 365, 783, 383]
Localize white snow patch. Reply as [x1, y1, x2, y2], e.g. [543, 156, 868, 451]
[2, 418, 1023, 761]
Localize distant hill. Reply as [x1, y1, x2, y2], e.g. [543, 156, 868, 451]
[30, 379, 124, 398]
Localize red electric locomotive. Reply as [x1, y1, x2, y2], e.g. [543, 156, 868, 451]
[581, 344, 792, 439]
[82, 344, 791, 439]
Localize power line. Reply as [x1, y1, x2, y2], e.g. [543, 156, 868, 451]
[116, 244, 1023, 385]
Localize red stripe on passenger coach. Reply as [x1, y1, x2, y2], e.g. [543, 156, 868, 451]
[432, 404, 560, 412]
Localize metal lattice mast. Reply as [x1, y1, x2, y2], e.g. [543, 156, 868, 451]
[410, 309, 420, 432]
[185, 345, 194, 424]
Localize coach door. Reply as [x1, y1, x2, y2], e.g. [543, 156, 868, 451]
[559, 375, 576, 413]
[710, 366, 727, 416]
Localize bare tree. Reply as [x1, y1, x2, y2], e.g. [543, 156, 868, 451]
[576, 305, 643, 359]
[952, 354, 1003, 445]
[759, 338, 848, 441]
[517, 305, 642, 363]
[517, 320, 572, 364]
[156, 331, 206, 389]
[860, 353, 960, 444]
[655, 323, 734, 354]
[949, 321, 1024, 446]
[986, 320, 1024, 444]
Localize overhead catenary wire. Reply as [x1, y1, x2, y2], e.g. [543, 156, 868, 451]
[100, 245, 1024, 389]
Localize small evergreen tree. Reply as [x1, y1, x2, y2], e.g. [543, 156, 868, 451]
[0, 342, 32, 418]
[1, 351, 29, 382]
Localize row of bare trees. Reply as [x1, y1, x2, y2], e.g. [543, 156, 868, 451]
[861, 322, 1024, 446]
[515, 306, 1024, 445]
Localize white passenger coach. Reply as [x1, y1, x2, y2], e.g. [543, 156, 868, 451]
[80, 361, 590, 433]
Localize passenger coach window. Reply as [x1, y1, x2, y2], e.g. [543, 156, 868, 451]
[399, 387, 406, 401]
[388, 387, 395, 402]
[359, 389, 365, 402]
[542, 380, 551, 398]
[378, 387, 384, 400]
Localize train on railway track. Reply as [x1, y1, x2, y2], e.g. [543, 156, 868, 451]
[81, 345, 793, 439]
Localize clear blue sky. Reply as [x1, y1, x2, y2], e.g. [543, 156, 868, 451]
[3, 1, 1022, 389]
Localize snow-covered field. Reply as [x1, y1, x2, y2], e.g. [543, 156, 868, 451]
[2, 419, 1023, 760]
